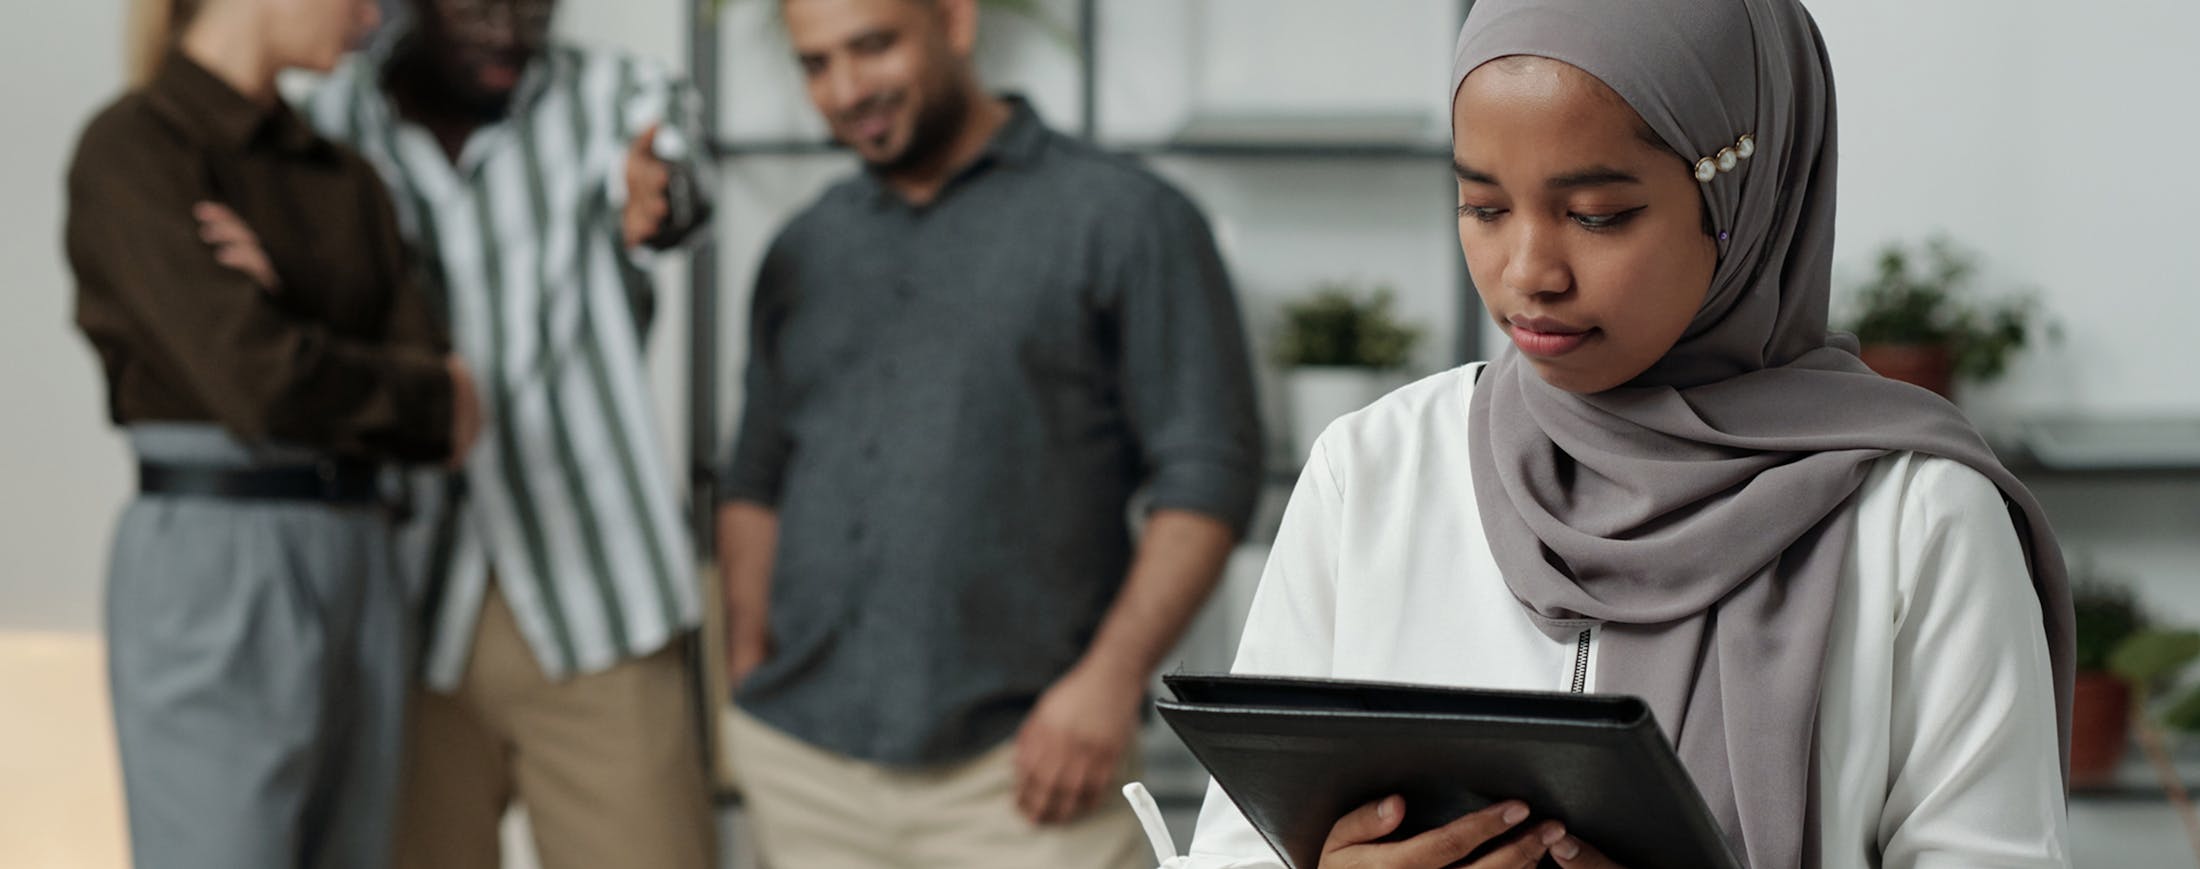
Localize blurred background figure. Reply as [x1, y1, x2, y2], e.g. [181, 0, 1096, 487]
[714, 1, 1261, 867]
[63, 0, 480, 867]
[10, 2, 2200, 868]
[298, 1, 719, 867]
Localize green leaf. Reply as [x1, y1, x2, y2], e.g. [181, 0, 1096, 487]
[2074, 580, 2144, 671]
[2164, 688, 2200, 733]
[1274, 284, 1423, 369]
[2110, 630, 2200, 686]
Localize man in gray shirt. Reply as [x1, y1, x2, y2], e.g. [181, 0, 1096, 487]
[715, 1, 1261, 866]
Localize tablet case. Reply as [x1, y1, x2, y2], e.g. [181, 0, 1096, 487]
[1156, 673, 1742, 869]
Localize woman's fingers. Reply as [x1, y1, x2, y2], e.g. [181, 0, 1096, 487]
[1323, 795, 1407, 853]
[1389, 801, 1535, 867]
[1466, 821, 1566, 868]
[1552, 834, 1625, 867]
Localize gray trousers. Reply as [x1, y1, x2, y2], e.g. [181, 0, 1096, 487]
[106, 425, 410, 869]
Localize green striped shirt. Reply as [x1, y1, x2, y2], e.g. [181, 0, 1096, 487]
[305, 44, 704, 689]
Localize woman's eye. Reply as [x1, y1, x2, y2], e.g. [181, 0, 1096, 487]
[1571, 207, 1646, 230]
[1458, 204, 1506, 223]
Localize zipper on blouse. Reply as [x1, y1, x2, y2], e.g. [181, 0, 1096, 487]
[1570, 629, 1592, 694]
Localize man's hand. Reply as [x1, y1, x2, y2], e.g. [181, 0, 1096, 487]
[727, 625, 770, 687]
[195, 202, 278, 291]
[1011, 510, 1236, 826]
[716, 502, 779, 690]
[1013, 661, 1145, 826]
[622, 123, 673, 248]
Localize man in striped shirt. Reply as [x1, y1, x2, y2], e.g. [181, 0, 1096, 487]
[301, 1, 715, 866]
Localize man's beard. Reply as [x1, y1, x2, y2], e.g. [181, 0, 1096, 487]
[864, 74, 972, 176]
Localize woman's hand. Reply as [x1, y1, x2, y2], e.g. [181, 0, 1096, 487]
[1318, 796, 1568, 868]
[194, 202, 278, 292]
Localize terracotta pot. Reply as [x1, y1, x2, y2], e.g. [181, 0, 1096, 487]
[1856, 344, 1955, 398]
[2070, 671, 2133, 790]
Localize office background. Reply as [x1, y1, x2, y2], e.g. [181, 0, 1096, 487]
[4, 1, 2197, 866]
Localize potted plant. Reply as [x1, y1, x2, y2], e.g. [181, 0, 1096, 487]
[1274, 283, 1423, 458]
[2109, 625, 2200, 861]
[1840, 236, 2043, 398]
[2071, 577, 2145, 790]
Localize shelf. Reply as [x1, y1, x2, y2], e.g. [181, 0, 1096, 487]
[711, 138, 845, 158]
[710, 138, 1453, 162]
[2004, 460, 2200, 481]
[2072, 752, 2200, 804]
[1118, 140, 1451, 161]
[1991, 444, 2200, 481]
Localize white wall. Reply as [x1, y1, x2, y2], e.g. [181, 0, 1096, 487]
[1809, 0, 2200, 622]
[0, 1, 132, 632]
[1812, 0, 2200, 423]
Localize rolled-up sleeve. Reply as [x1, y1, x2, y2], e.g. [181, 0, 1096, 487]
[717, 234, 794, 506]
[1110, 183, 1264, 534]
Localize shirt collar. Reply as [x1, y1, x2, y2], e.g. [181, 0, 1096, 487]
[145, 50, 325, 156]
[982, 94, 1048, 168]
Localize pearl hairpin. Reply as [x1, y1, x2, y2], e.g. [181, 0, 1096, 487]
[1693, 134, 1756, 183]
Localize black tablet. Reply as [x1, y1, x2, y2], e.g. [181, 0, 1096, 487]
[1157, 673, 1742, 869]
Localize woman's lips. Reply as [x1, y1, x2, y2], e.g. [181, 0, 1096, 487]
[1507, 316, 1596, 358]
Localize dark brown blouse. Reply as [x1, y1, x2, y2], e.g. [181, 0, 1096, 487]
[65, 51, 452, 462]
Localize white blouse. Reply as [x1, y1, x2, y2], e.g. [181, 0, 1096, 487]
[1147, 364, 2067, 869]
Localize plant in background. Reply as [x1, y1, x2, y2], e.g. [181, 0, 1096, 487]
[2070, 576, 2147, 793]
[2076, 578, 2145, 673]
[2109, 620, 2200, 861]
[1841, 236, 2046, 384]
[1275, 284, 1422, 370]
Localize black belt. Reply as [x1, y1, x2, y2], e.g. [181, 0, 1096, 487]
[139, 460, 382, 503]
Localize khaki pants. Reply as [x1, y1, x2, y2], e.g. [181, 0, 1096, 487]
[394, 585, 715, 869]
[726, 706, 1148, 869]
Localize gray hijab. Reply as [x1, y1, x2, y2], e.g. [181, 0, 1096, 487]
[1454, 1, 2073, 866]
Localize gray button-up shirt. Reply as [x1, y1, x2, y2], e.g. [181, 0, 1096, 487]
[719, 98, 1263, 766]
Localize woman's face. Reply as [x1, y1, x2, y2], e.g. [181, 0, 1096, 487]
[1453, 56, 1718, 394]
[264, 0, 382, 73]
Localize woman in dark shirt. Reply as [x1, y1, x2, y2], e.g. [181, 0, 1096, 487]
[64, 1, 478, 866]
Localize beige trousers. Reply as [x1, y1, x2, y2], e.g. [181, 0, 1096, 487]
[394, 585, 716, 869]
[726, 705, 1149, 869]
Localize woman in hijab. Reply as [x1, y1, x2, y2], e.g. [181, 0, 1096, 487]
[64, 1, 479, 866]
[1150, 0, 2073, 866]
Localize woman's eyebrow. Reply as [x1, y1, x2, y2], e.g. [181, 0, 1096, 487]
[1546, 166, 1642, 190]
[1454, 160, 1643, 190]
[1454, 159, 1496, 184]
